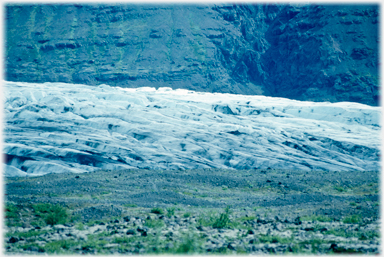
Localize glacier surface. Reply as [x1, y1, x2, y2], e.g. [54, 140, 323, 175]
[3, 81, 381, 176]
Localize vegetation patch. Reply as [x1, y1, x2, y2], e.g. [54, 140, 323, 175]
[212, 206, 231, 229]
[144, 219, 165, 229]
[150, 207, 164, 215]
[258, 235, 293, 244]
[301, 214, 333, 222]
[44, 239, 77, 254]
[342, 214, 362, 224]
[33, 203, 68, 226]
[166, 207, 175, 217]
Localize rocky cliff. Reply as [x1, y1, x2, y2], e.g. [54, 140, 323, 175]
[5, 3, 379, 106]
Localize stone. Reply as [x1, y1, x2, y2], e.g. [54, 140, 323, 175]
[137, 226, 147, 233]
[8, 237, 18, 243]
[294, 217, 302, 225]
[126, 229, 136, 235]
[227, 243, 236, 250]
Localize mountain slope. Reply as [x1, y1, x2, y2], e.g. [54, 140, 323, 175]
[3, 81, 380, 176]
[4, 4, 379, 106]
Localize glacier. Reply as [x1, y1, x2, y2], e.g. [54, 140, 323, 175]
[3, 81, 381, 177]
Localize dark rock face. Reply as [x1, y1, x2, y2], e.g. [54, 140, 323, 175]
[5, 4, 379, 105]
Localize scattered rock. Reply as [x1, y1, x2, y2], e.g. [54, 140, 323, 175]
[9, 237, 18, 243]
[126, 229, 136, 235]
[227, 243, 236, 250]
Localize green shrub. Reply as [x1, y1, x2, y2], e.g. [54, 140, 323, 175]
[33, 203, 52, 214]
[150, 207, 164, 215]
[212, 206, 231, 229]
[33, 203, 68, 226]
[166, 207, 175, 217]
[183, 212, 191, 218]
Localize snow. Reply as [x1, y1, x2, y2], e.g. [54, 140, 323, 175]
[3, 81, 381, 176]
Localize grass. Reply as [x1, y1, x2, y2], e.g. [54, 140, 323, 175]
[259, 235, 293, 244]
[299, 238, 327, 254]
[76, 222, 85, 230]
[343, 214, 362, 224]
[323, 227, 379, 240]
[174, 232, 202, 254]
[6, 229, 47, 239]
[238, 215, 257, 222]
[20, 243, 45, 252]
[5, 203, 19, 219]
[166, 207, 175, 217]
[144, 219, 165, 229]
[301, 214, 333, 222]
[150, 207, 164, 215]
[334, 185, 346, 192]
[44, 239, 77, 254]
[124, 203, 138, 208]
[197, 207, 232, 229]
[212, 206, 231, 229]
[32, 203, 69, 226]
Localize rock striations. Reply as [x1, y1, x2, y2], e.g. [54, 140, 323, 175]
[5, 4, 379, 106]
[3, 81, 380, 176]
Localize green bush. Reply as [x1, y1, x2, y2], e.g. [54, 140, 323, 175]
[33, 203, 52, 214]
[166, 207, 175, 217]
[150, 207, 164, 215]
[33, 203, 68, 226]
[212, 206, 231, 229]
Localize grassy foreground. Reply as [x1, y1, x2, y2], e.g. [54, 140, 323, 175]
[4, 168, 380, 254]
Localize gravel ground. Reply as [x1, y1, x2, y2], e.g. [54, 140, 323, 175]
[4, 168, 380, 254]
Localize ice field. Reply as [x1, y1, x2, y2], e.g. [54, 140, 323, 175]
[3, 81, 381, 176]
